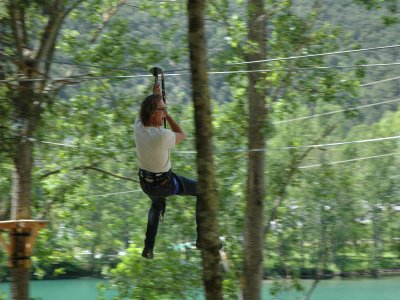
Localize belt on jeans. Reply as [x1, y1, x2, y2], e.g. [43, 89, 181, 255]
[139, 169, 170, 183]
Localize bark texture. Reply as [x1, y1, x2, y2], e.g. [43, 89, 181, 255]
[187, 1, 223, 299]
[242, 0, 267, 299]
[6, 1, 69, 298]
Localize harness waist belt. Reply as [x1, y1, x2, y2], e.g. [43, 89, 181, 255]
[139, 169, 171, 183]
[139, 169, 170, 178]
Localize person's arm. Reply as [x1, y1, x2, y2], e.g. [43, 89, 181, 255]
[166, 113, 185, 144]
[153, 83, 185, 144]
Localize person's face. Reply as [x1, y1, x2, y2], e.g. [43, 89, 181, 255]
[151, 100, 167, 127]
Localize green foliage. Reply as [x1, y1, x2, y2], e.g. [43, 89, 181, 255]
[269, 277, 304, 298]
[109, 244, 202, 300]
[355, 0, 399, 24]
[0, 0, 399, 299]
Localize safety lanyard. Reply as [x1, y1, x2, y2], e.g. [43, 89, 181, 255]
[150, 67, 167, 128]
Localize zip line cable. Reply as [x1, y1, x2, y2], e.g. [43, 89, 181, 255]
[21, 93, 400, 154]
[2, 43, 400, 74]
[2, 44, 398, 193]
[2, 61, 400, 84]
[270, 77, 400, 125]
[0, 74, 153, 84]
[87, 189, 142, 198]
[224, 44, 400, 66]
[273, 97, 400, 124]
[360, 75, 400, 87]
[2, 79, 397, 154]
[279, 135, 400, 151]
[173, 135, 400, 154]
[2, 43, 400, 83]
[27, 138, 118, 152]
[30, 135, 400, 155]
[207, 62, 400, 75]
[0, 52, 143, 72]
[299, 152, 399, 169]
[76, 151, 400, 198]
[3, 45, 398, 155]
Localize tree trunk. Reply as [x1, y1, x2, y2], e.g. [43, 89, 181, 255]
[371, 208, 380, 277]
[242, 0, 267, 299]
[10, 89, 37, 300]
[187, 1, 223, 299]
[6, 0, 69, 297]
[11, 84, 39, 219]
[10, 268, 29, 300]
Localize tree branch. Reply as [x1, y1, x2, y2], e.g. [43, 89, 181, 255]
[65, 0, 86, 16]
[36, 0, 66, 80]
[270, 0, 322, 102]
[40, 165, 138, 183]
[90, 0, 127, 44]
[76, 166, 138, 182]
[8, 1, 25, 59]
[264, 124, 337, 235]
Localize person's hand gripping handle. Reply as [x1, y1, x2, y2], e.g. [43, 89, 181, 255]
[153, 83, 161, 96]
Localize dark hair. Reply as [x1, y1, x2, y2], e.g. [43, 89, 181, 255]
[139, 94, 162, 126]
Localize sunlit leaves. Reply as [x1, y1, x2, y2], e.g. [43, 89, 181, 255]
[110, 244, 202, 300]
[1, 0, 399, 296]
[356, 0, 399, 24]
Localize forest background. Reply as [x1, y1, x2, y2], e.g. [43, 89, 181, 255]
[0, 0, 399, 299]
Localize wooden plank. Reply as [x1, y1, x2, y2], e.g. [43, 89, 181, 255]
[0, 220, 48, 230]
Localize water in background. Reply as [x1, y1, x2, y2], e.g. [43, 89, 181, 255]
[0, 278, 113, 300]
[0, 277, 399, 300]
[262, 277, 400, 300]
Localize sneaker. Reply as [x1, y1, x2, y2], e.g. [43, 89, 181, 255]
[141, 247, 154, 259]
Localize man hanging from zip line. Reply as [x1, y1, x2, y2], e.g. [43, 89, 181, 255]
[134, 83, 200, 259]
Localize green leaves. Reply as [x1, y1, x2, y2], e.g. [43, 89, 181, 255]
[356, 0, 399, 24]
[0, 0, 399, 297]
[110, 244, 202, 300]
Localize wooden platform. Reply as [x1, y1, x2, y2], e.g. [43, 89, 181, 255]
[0, 219, 48, 230]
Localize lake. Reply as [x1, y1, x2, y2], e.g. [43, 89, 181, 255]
[0, 277, 398, 299]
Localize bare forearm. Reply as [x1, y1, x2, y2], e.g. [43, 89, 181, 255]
[166, 114, 184, 134]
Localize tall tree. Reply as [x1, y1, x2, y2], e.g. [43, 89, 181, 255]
[187, 1, 223, 299]
[2, 2, 85, 298]
[242, 0, 267, 299]
[0, 0, 150, 298]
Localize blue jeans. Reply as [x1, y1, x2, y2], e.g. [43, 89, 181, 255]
[139, 170, 199, 250]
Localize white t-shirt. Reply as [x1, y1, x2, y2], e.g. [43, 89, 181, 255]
[134, 119, 175, 173]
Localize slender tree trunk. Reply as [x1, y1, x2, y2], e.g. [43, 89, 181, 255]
[10, 87, 38, 300]
[242, 0, 267, 299]
[303, 202, 329, 300]
[11, 86, 38, 220]
[6, 1, 125, 298]
[187, 1, 222, 299]
[371, 208, 380, 277]
[10, 268, 29, 300]
[6, 0, 69, 297]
